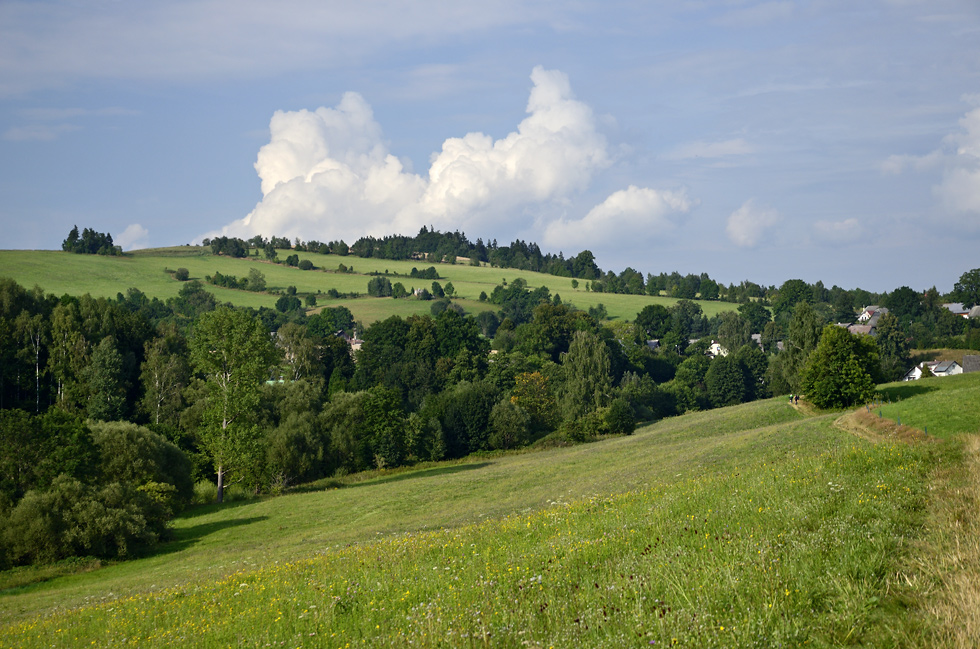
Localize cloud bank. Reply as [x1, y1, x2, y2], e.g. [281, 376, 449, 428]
[116, 223, 149, 250]
[884, 99, 980, 230]
[208, 67, 685, 249]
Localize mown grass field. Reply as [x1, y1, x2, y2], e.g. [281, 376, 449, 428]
[3, 374, 979, 647]
[0, 248, 737, 324]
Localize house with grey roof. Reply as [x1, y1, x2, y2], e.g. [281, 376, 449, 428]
[902, 360, 963, 381]
[942, 303, 970, 318]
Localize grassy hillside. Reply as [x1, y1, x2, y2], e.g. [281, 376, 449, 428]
[0, 248, 737, 324]
[4, 376, 979, 647]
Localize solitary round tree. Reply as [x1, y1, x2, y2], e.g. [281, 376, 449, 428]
[800, 325, 879, 409]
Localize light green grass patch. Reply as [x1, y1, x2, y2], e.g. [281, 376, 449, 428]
[0, 248, 737, 324]
[875, 372, 980, 439]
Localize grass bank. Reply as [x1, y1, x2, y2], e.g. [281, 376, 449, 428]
[4, 386, 971, 647]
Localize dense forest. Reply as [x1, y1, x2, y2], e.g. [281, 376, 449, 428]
[2, 229, 979, 569]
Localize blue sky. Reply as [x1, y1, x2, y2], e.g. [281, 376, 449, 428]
[2, 0, 978, 293]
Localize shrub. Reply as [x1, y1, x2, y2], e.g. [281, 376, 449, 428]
[88, 421, 194, 508]
[298, 259, 314, 270]
[2, 475, 166, 565]
[488, 400, 531, 450]
[605, 397, 636, 435]
[367, 276, 393, 297]
[174, 267, 190, 281]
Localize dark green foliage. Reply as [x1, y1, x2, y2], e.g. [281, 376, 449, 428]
[706, 355, 746, 408]
[953, 268, 980, 308]
[800, 325, 880, 409]
[670, 299, 709, 339]
[715, 312, 752, 353]
[419, 380, 499, 457]
[247, 269, 266, 292]
[588, 303, 608, 321]
[367, 276, 393, 297]
[298, 259, 314, 271]
[62, 225, 119, 256]
[410, 266, 440, 280]
[605, 397, 635, 435]
[265, 411, 325, 487]
[733, 344, 770, 401]
[88, 420, 194, 507]
[488, 400, 531, 450]
[475, 310, 499, 338]
[430, 299, 450, 316]
[392, 282, 408, 299]
[174, 268, 190, 281]
[307, 306, 355, 338]
[488, 278, 552, 325]
[0, 409, 99, 506]
[275, 295, 303, 313]
[209, 236, 248, 258]
[171, 281, 217, 320]
[635, 304, 671, 339]
[86, 337, 127, 421]
[773, 279, 813, 320]
[885, 286, 923, 320]
[737, 302, 771, 333]
[557, 330, 612, 423]
[2, 476, 167, 565]
[779, 302, 822, 392]
[874, 313, 911, 382]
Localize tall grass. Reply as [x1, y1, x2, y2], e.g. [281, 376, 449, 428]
[1, 407, 946, 647]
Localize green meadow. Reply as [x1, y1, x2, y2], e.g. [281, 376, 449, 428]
[0, 248, 736, 324]
[4, 374, 980, 647]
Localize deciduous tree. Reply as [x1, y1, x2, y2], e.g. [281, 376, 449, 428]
[190, 307, 278, 502]
[800, 325, 879, 409]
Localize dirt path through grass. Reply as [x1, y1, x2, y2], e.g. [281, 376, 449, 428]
[834, 405, 980, 647]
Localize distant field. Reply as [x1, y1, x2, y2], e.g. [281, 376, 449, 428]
[0, 248, 738, 323]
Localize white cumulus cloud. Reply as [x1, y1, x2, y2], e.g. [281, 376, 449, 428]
[542, 185, 692, 251]
[936, 105, 980, 219]
[206, 67, 614, 244]
[116, 223, 149, 250]
[726, 199, 780, 247]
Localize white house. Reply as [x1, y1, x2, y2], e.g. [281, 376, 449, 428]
[706, 341, 728, 358]
[933, 360, 963, 377]
[858, 306, 888, 322]
[903, 360, 963, 381]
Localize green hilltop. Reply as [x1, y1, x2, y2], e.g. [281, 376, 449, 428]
[0, 247, 737, 325]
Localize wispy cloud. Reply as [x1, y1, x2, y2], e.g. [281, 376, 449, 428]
[662, 137, 753, 161]
[3, 123, 79, 141]
[813, 218, 863, 243]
